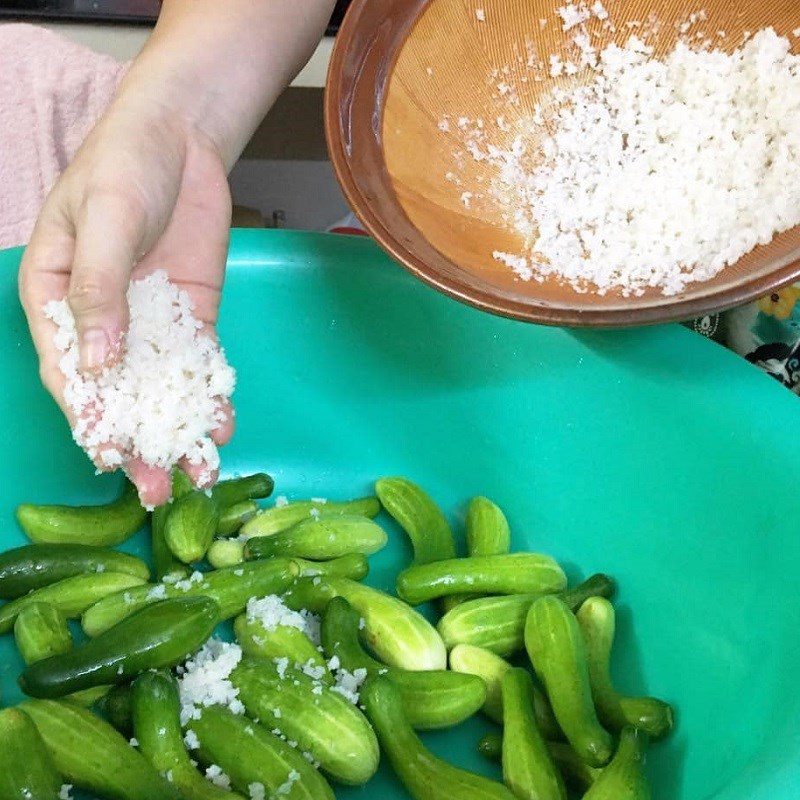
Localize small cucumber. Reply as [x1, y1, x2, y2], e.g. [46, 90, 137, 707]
[233, 614, 330, 681]
[244, 515, 388, 560]
[397, 553, 567, 605]
[0, 707, 63, 800]
[321, 597, 485, 730]
[21, 597, 220, 698]
[438, 574, 616, 655]
[82, 558, 298, 636]
[444, 496, 512, 611]
[0, 544, 150, 599]
[361, 676, 515, 800]
[211, 473, 274, 508]
[65, 685, 112, 708]
[14, 602, 72, 665]
[374, 477, 456, 563]
[583, 728, 652, 800]
[241, 496, 380, 538]
[576, 597, 674, 739]
[132, 671, 243, 800]
[284, 577, 446, 671]
[189, 705, 334, 800]
[206, 539, 245, 568]
[293, 554, 369, 581]
[98, 684, 133, 736]
[0, 572, 147, 634]
[524, 596, 613, 768]
[501, 668, 566, 800]
[217, 501, 258, 537]
[20, 700, 181, 800]
[16, 481, 147, 546]
[449, 644, 560, 737]
[231, 657, 380, 785]
[151, 504, 189, 583]
[164, 491, 219, 564]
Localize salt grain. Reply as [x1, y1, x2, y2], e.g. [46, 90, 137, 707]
[178, 639, 243, 724]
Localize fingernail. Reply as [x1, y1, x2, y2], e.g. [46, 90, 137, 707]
[80, 328, 109, 372]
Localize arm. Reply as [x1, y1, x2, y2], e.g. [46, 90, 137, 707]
[18, 0, 336, 506]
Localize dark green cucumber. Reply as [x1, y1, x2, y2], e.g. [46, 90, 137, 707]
[0, 707, 63, 800]
[241, 496, 380, 538]
[211, 473, 274, 508]
[282, 577, 446, 671]
[164, 491, 219, 564]
[449, 643, 560, 737]
[374, 477, 456, 563]
[321, 596, 485, 730]
[217, 501, 258, 537]
[206, 539, 245, 568]
[151, 504, 189, 583]
[0, 544, 150, 599]
[361, 676, 515, 800]
[397, 553, 567, 605]
[21, 700, 181, 800]
[501, 668, 566, 800]
[293, 554, 369, 581]
[189, 705, 334, 800]
[233, 613, 330, 680]
[21, 597, 219, 697]
[244, 515, 387, 560]
[524, 596, 613, 768]
[438, 574, 616, 655]
[98, 685, 133, 736]
[16, 481, 147, 546]
[14, 602, 72, 665]
[583, 728, 652, 800]
[577, 597, 674, 739]
[231, 657, 379, 785]
[82, 558, 298, 636]
[0, 572, 147, 634]
[132, 671, 242, 800]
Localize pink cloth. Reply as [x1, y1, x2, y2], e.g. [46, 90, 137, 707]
[0, 24, 126, 249]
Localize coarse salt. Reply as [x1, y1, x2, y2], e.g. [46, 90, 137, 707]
[205, 765, 231, 790]
[178, 639, 244, 724]
[475, 8, 485, 22]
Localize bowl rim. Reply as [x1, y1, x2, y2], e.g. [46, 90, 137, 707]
[324, 0, 800, 328]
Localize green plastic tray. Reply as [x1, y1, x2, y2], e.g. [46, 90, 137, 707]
[1, 229, 798, 799]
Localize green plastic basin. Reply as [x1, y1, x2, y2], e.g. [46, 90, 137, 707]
[1, 230, 798, 799]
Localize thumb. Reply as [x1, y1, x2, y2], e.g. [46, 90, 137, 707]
[67, 191, 148, 371]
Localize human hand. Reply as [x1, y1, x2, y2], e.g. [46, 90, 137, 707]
[19, 98, 234, 508]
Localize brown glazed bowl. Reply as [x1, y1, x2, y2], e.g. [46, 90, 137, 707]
[325, 0, 800, 327]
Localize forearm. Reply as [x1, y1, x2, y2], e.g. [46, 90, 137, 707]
[117, 0, 336, 169]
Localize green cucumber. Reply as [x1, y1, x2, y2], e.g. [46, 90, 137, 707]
[132, 671, 242, 800]
[361, 676, 515, 800]
[241, 497, 380, 538]
[14, 602, 72, 665]
[444, 496, 512, 611]
[0, 544, 150, 599]
[206, 539, 245, 569]
[65, 685, 112, 708]
[99, 684, 133, 736]
[438, 574, 616, 655]
[164, 491, 219, 564]
[188, 705, 334, 800]
[583, 728, 651, 800]
[0, 572, 147, 634]
[284, 577, 446, 671]
[231, 657, 379, 785]
[20, 597, 219, 697]
[374, 477, 456, 563]
[233, 614, 330, 681]
[501, 668, 566, 800]
[20, 700, 180, 800]
[217, 501, 258, 537]
[449, 644, 560, 737]
[397, 553, 567, 605]
[0, 707, 63, 800]
[524, 596, 613, 768]
[293, 554, 369, 581]
[576, 597, 674, 739]
[82, 558, 298, 636]
[244, 515, 387, 560]
[321, 596, 485, 730]
[211, 473, 274, 508]
[16, 481, 147, 546]
[151, 504, 189, 583]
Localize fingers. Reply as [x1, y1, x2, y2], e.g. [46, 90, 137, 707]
[210, 398, 235, 446]
[178, 457, 219, 491]
[124, 459, 172, 508]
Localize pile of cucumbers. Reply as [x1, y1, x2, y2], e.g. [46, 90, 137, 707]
[0, 472, 674, 800]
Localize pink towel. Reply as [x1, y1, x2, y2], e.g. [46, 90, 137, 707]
[0, 24, 126, 249]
